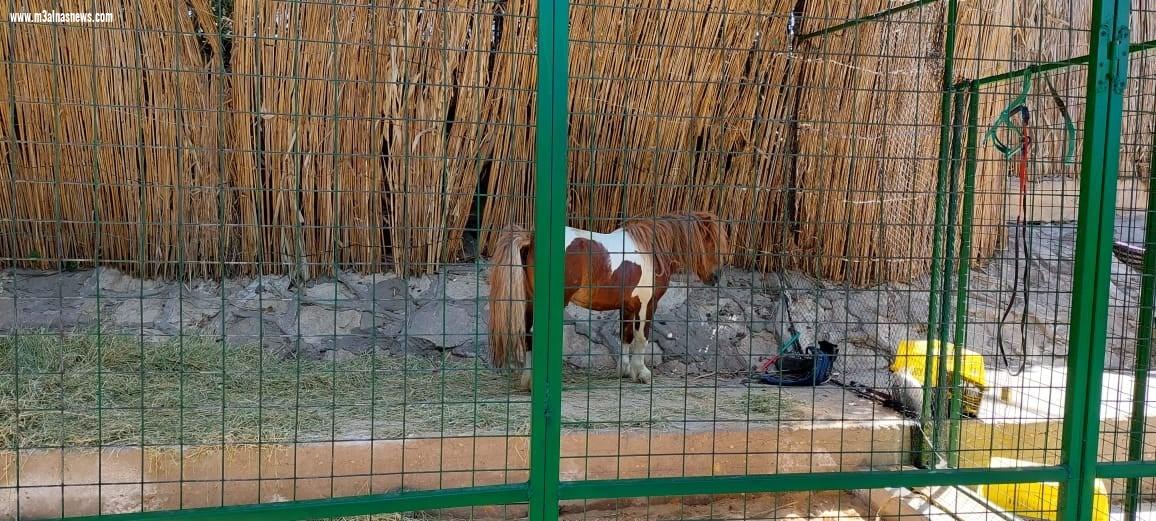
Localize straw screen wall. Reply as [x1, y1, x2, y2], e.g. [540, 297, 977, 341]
[0, 0, 228, 278]
[229, 0, 495, 277]
[1, 0, 1153, 285]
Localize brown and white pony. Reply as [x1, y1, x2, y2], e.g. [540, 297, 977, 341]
[487, 211, 731, 391]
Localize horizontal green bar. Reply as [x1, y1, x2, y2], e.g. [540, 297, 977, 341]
[65, 484, 528, 521]
[798, 0, 938, 41]
[558, 467, 1070, 501]
[1097, 461, 1156, 480]
[975, 39, 1156, 87]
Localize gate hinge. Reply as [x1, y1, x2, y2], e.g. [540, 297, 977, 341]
[1108, 26, 1131, 95]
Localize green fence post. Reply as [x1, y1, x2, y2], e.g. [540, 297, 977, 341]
[1124, 140, 1156, 521]
[932, 86, 968, 464]
[923, 0, 961, 469]
[947, 81, 980, 469]
[1060, 0, 1131, 519]
[529, 0, 569, 519]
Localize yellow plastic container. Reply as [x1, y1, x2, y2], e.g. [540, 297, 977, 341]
[889, 339, 987, 416]
[978, 479, 1110, 521]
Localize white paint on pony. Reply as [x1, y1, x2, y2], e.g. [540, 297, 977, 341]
[628, 248, 655, 384]
[564, 225, 655, 384]
[564, 226, 644, 274]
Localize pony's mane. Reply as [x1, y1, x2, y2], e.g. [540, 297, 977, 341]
[621, 211, 730, 277]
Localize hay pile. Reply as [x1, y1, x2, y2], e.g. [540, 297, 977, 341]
[1, 0, 1153, 285]
[0, 332, 526, 447]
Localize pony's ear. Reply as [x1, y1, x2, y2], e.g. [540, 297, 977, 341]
[519, 242, 531, 264]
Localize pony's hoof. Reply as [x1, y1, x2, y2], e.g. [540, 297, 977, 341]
[618, 359, 633, 378]
[517, 372, 532, 392]
[632, 366, 652, 385]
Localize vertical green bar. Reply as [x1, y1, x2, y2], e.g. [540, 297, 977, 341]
[922, 0, 960, 469]
[1059, 1, 1131, 519]
[932, 87, 967, 461]
[1124, 140, 1156, 521]
[529, 0, 568, 519]
[947, 81, 980, 469]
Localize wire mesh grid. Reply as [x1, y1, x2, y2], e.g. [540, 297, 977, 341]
[0, 0, 535, 517]
[553, 0, 1120, 487]
[0, 0, 1153, 520]
[1098, 35, 1156, 521]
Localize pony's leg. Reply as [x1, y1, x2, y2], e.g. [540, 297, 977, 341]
[628, 287, 665, 384]
[518, 355, 532, 392]
[620, 303, 653, 383]
[627, 314, 653, 384]
[521, 287, 574, 390]
[619, 309, 638, 378]
[628, 333, 651, 384]
[519, 306, 535, 392]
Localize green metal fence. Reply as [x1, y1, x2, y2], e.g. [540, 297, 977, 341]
[2, 0, 1156, 519]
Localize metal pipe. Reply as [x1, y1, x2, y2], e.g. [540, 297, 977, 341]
[1058, 0, 1132, 518]
[529, 0, 570, 518]
[797, 0, 939, 42]
[975, 40, 1155, 88]
[558, 466, 1069, 501]
[922, 0, 961, 469]
[933, 85, 968, 464]
[948, 81, 981, 469]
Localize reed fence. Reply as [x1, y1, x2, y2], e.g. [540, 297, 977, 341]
[1, 0, 1153, 284]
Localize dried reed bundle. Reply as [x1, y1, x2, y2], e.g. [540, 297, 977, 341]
[484, 0, 802, 269]
[230, 0, 493, 277]
[379, 1, 495, 274]
[2, 0, 1152, 286]
[568, 0, 798, 238]
[786, 0, 1000, 284]
[0, 0, 228, 278]
[478, 0, 537, 251]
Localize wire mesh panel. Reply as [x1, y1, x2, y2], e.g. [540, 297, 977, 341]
[932, 65, 1095, 472]
[553, 0, 1107, 483]
[0, 0, 535, 517]
[1100, 37, 1156, 521]
[0, 0, 1153, 519]
[549, 0, 1156, 519]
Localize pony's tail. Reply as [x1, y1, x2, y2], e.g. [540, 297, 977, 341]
[489, 226, 533, 370]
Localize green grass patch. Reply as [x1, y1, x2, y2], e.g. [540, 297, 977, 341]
[0, 331, 528, 448]
[2, 331, 802, 449]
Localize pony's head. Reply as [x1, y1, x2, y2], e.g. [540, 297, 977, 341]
[688, 211, 730, 286]
[623, 211, 731, 285]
